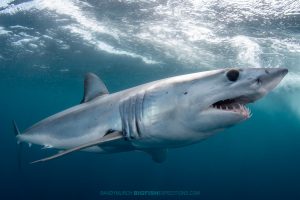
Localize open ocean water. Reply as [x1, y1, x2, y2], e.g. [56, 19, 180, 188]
[0, 0, 300, 199]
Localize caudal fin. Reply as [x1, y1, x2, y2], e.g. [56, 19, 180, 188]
[12, 120, 23, 171]
[13, 120, 20, 136]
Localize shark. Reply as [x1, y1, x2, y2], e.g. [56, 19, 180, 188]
[13, 67, 288, 163]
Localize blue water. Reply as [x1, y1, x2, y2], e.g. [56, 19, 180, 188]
[1, 0, 300, 199]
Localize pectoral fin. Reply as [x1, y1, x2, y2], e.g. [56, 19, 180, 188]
[31, 131, 123, 164]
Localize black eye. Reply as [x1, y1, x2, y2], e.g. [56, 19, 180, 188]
[226, 69, 239, 82]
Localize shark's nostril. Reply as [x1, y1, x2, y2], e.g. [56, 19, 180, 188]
[265, 69, 270, 74]
[256, 78, 262, 85]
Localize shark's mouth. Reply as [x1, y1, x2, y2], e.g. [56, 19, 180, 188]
[210, 97, 251, 118]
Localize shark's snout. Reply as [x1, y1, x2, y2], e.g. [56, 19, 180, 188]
[259, 67, 288, 92]
[263, 68, 288, 80]
[266, 68, 288, 76]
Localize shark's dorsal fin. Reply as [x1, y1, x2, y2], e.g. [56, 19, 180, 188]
[81, 73, 109, 103]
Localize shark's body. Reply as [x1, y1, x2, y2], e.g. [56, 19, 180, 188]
[16, 68, 288, 163]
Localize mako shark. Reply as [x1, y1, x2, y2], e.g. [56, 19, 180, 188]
[14, 68, 288, 163]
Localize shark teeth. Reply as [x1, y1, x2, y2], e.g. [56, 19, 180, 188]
[212, 103, 251, 118]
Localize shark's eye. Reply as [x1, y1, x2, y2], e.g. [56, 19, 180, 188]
[226, 69, 239, 82]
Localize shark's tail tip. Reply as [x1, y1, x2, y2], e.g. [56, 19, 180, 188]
[12, 120, 24, 172]
[12, 120, 21, 136]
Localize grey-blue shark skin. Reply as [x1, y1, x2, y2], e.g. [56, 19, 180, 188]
[16, 68, 288, 163]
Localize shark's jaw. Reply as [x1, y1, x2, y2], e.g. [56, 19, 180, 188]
[181, 67, 288, 134]
[206, 68, 288, 120]
[209, 96, 252, 119]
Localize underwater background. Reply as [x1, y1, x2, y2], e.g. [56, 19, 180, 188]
[0, 0, 300, 199]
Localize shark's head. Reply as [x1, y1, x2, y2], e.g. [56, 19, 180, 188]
[177, 67, 288, 133]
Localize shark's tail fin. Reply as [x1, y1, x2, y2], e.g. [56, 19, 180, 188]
[13, 120, 21, 136]
[12, 120, 23, 172]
